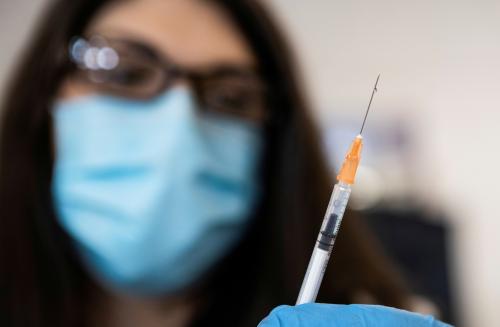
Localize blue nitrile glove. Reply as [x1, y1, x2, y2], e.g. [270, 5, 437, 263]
[258, 303, 453, 327]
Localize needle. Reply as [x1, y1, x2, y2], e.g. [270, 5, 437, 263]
[359, 74, 380, 135]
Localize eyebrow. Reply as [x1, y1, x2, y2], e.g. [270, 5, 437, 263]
[202, 65, 262, 80]
[104, 38, 162, 61]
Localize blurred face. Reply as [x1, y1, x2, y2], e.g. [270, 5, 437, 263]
[52, 0, 264, 296]
[60, 0, 257, 98]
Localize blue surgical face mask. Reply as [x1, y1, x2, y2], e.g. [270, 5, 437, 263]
[51, 88, 262, 295]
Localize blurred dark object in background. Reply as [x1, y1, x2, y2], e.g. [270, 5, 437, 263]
[362, 208, 455, 325]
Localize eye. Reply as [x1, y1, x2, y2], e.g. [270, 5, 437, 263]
[209, 86, 254, 110]
[106, 61, 159, 86]
[202, 79, 267, 123]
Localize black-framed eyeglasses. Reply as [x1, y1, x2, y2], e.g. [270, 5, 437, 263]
[67, 35, 269, 123]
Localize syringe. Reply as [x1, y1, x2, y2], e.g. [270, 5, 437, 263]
[296, 75, 380, 305]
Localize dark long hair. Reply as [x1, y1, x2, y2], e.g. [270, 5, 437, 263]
[0, 0, 410, 326]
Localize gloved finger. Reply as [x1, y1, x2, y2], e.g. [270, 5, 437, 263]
[258, 304, 361, 327]
[257, 303, 453, 327]
[348, 304, 452, 327]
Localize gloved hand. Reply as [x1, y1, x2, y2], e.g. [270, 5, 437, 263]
[258, 303, 453, 327]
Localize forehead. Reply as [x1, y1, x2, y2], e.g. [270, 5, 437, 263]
[87, 0, 256, 68]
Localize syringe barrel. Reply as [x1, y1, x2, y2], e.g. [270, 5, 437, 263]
[296, 182, 351, 305]
[318, 182, 351, 251]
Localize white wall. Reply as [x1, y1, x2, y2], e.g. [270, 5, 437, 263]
[266, 1, 500, 326]
[1, 0, 499, 325]
[0, 0, 47, 100]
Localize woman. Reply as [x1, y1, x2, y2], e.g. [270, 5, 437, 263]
[0, 0, 448, 326]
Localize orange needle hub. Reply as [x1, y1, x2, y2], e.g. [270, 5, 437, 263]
[336, 135, 363, 185]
